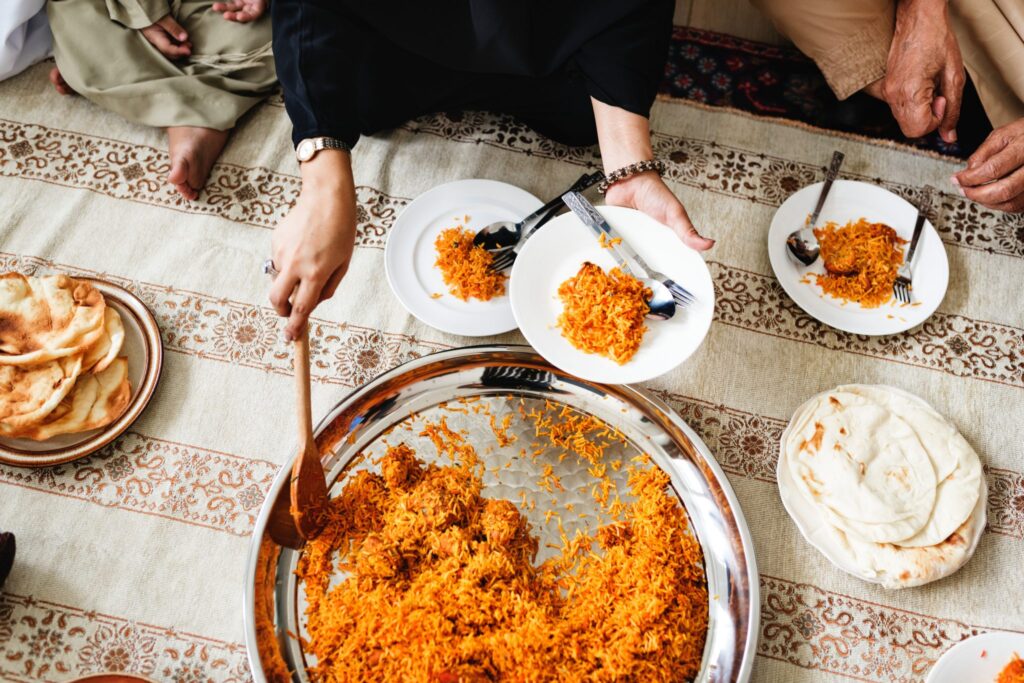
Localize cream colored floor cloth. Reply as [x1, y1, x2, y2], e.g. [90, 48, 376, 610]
[0, 62, 1022, 682]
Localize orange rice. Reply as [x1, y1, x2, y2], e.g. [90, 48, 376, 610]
[557, 262, 651, 364]
[434, 226, 506, 301]
[812, 218, 907, 308]
[295, 415, 708, 683]
[998, 654, 1024, 683]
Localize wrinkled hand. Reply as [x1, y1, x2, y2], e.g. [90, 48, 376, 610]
[212, 0, 267, 22]
[951, 118, 1024, 213]
[604, 172, 714, 252]
[270, 183, 356, 340]
[880, 0, 964, 142]
[141, 14, 192, 60]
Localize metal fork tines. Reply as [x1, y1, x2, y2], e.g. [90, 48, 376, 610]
[665, 279, 694, 307]
[892, 184, 934, 305]
[489, 248, 516, 273]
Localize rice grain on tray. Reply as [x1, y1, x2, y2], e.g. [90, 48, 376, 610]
[294, 415, 708, 683]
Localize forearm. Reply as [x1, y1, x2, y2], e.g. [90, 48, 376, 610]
[300, 149, 356, 214]
[591, 98, 654, 174]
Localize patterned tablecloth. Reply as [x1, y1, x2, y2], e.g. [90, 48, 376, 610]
[0, 61, 1022, 683]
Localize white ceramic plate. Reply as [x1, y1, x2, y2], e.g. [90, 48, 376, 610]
[926, 632, 1024, 683]
[768, 179, 949, 335]
[385, 179, 542, 337]
[509, 206, 714, 384]
[0, 278, 163, 468]
[777, 385, 986, 588]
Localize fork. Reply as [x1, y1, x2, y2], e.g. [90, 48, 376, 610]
[893, 184, 934, 304]
[561, 191, 695, 313]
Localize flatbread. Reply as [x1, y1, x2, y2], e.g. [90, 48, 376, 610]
[778, 384, 987, 589]
[81, 307, 125, 373]
[0, 274, 106, 365]
[830, 478, 986, 588]
[0, 354, 83, 430]
[838, 385, 981, 548]
[7, 358, 131, 440]
[786, 391, 937, 543]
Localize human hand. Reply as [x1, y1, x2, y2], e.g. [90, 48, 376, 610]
[270, 152, 357, 339]
[141, 14, 192, 60]
[951, 118, 1024, 213]
[211, 0, 267, 22]
[880, 0, 965, 142]
[604, 172, 715, 252]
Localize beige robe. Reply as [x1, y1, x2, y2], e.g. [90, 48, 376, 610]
[47, 0, 276, 130]
[753, 0, 1024, 128]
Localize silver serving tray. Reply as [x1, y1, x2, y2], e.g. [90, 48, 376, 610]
[243, 346, 759, 682]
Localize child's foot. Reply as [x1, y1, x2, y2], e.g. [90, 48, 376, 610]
[49, 67, 74, 95]
[166, 126, 229, 201]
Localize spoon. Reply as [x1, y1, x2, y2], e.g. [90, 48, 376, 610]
[473, 172, 604, 252]
[642, 280, 677, 320]
[289, 325, 329, 541]
[786, 150, 845, 266]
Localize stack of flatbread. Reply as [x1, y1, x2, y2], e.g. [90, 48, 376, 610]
[778, 384, 985, 589]
[0, 273, 131, 441]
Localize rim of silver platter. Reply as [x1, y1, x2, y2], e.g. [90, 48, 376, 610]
[243, 345, 759, 683]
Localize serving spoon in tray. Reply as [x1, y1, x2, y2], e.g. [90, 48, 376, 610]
[266, 325, 329, 549]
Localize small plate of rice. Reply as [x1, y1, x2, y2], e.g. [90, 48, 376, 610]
[509, 206, 714, 384]
[385, 179, 542, 337]
[767, 179, 948, 336]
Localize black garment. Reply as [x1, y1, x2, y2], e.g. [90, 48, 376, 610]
[271, 0, 673, 148]
[0, 532, 14, 589]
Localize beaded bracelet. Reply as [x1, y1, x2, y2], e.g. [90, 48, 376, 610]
[597, 159, 666, 194]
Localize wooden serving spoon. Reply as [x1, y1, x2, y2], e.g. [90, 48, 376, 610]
[266, 326, 329, 548]
[290, 325, 329, 539]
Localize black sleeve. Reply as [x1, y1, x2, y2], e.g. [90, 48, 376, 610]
[271, 0, 363, 148]
[572, 0, 673, 118]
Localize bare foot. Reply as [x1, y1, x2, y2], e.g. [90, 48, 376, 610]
[166, 126, 229, 201]
[49, 67, 75, 95]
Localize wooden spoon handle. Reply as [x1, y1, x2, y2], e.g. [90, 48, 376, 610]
[290, 324, 328, 540]
[294, 325, 313, 443]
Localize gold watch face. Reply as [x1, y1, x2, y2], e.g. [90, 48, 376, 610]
[296, 139, 316, 162]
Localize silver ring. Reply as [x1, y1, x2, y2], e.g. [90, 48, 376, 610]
[262, 258, 279, 278]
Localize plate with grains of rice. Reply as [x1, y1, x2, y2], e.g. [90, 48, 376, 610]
[768, 180, 948, 336]
[244, 346, 758, 683]
[509, 206, 715, 384]
[0, 273, 162, 467]
[385, 179, 542, 337]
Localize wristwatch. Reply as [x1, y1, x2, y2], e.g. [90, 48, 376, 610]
[295, 136, 350, 163]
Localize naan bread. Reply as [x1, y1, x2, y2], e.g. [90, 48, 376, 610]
[779, 384, 986, 589]
[0, 274, 106, 365]
[786, 391, 937, 543]
[0, 354, 83, 430]
[837, 385, 982, 548]
[6, 358, 131, 440]
[81, 307, 125, 373]
[830, 478, 986, 588]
